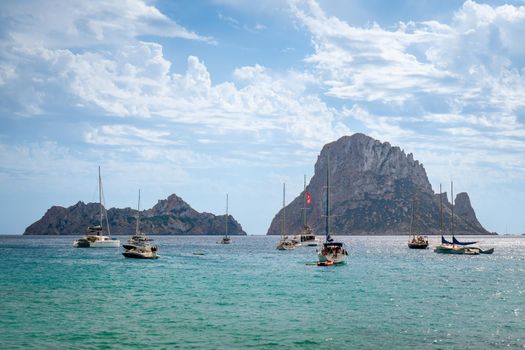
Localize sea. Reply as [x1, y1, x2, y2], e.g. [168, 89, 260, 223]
[0, 235, 524, 350]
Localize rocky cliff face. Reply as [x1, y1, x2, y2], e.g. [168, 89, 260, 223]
[267, 133, 491, 235]
[24, 193, 246, 235]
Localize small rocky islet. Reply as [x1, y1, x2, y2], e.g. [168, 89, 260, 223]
[25, 133, 492, 236]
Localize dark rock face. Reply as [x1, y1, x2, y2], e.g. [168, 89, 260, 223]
[24, 194, 246, 235]
[267, 133, 491, 236]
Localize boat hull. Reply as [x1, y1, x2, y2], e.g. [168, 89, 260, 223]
[73, 240, 90, 248]
[90, 240, 120, 248]
[122, 251, 158, 259]
[434, 245, 480, 255]
[408, 242, 428, 249]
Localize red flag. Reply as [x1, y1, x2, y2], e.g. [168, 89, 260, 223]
[306, 192, 311, 205]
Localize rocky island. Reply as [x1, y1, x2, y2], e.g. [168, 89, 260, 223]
[267, 133, 492, 236]
[24, 193, 246, 236]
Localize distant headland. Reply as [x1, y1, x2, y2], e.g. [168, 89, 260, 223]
[24, 193, 246, 236]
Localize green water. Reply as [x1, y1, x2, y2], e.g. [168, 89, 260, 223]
[1, 235, 524, 349]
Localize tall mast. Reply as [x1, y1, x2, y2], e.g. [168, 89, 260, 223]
[135, 189, 141, 235]
[98, 166, 102, 228]
[410, 195, 415, 237]
[451, 181, 454, 236]
[281, 183, 286, 238]
[439, 183, 443, 234]
[325, 157, 330, 241]
[225, 194, 229, 238]
[302, 174, 307, 227]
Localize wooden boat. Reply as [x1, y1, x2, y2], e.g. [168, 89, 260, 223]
[407, 194, 428, 249]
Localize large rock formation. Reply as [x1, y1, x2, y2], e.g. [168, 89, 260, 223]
[24, 193, 246, 235]
[267, 133, 491, 236]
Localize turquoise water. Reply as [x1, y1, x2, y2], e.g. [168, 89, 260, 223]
[0, 235, 524, 349]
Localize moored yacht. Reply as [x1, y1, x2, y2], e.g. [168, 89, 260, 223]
[434, 182, 493, 255]
[73, 167, 120, 248]
[317, 157, 347, 265]
[123, 189, 158, 259]
[407, 194, 428, 249]
[276, 183, 297, 250]
[291, 175, 321, 247]
[218, 194, 231, 244]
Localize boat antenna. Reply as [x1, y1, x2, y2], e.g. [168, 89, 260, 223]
[225, 194, 229, 239]
[136, 189, 141, 235]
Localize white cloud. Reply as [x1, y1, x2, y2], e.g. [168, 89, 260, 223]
[0, 0, 348, 150]
[84, 125, 177, 146]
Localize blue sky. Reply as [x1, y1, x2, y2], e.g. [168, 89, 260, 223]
[1, 0, 524, 235]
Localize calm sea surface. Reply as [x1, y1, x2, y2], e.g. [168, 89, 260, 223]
[0, 235, 524, 349]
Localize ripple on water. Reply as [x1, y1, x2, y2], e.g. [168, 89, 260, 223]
[1, 235, 524, 349]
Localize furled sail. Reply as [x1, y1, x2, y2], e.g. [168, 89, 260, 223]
[452, 236, 477, 246]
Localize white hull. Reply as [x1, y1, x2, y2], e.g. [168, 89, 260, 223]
[90, 239, 120, 248]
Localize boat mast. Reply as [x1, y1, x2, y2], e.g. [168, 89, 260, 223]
[302, 174, 307, 227]
[450, 181, 454, 237]
[281, 183, 286, 239]
[440, 183, 443, 235]
[410, 195, 415, 238]
[325, 157, 330, 241]
[225, 194, 229, 238]
[98, 166, 102, 229]
[136, 189, 141, 235]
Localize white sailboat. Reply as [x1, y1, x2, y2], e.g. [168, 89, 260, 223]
[123, 189, 158, 259]
[276, 183, 296, 250]
[73, 167, 120, 248]
[218, 194, 231, 244]
[292, 174, 320, 247]
[317, 157, 347, 265]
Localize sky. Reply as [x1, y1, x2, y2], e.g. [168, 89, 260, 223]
[1, 0, 524, 235]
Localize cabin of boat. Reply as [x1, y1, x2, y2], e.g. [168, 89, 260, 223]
[292, 225, 320, 247]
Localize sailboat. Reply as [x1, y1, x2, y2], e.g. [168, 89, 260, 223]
[317, 157, 348, 265]
[123, 189, 158, 259]
[292, 175, 321, 247]
[407, 193, 429, 249]
[218, 194, 231, 244]
[73, 167, 120, 248]
[276, 183, 296, 250]
[434, 182, 493, 255]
